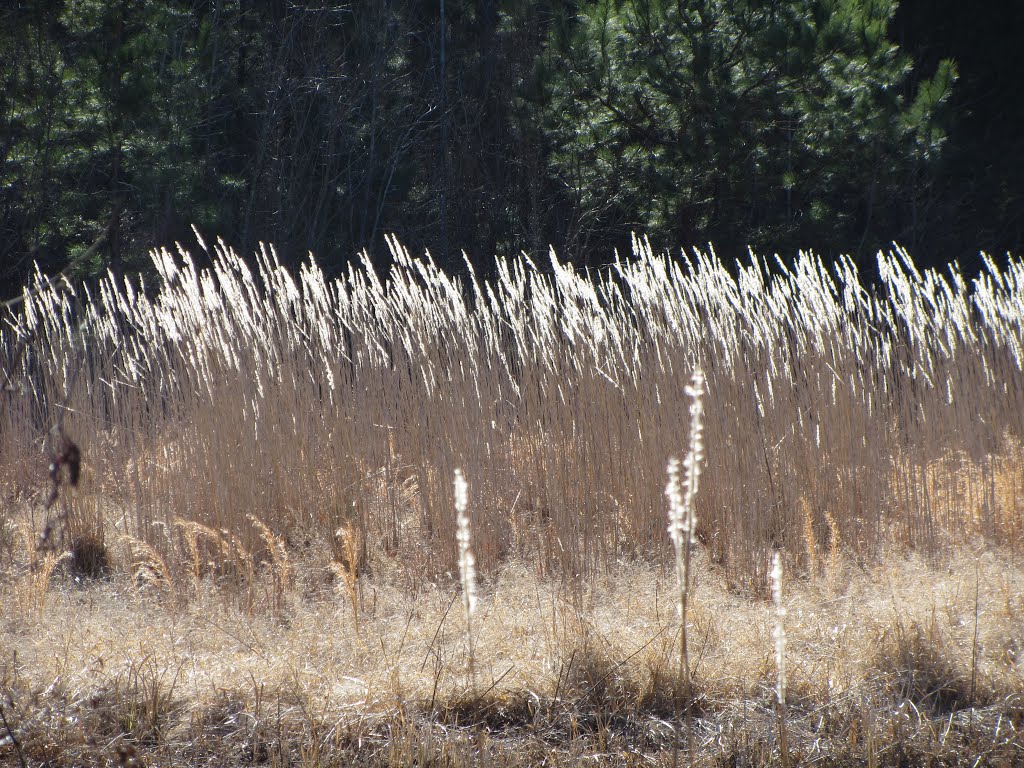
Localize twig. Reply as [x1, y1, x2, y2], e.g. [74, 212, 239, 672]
[421, 593, 459, 673]
[470, 664, 515, 711]
[552, 649, 576, 705]
[576, 624, 671, 703]
[425, 593, 459, 714]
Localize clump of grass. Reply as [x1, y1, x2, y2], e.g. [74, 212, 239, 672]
[872, 613, 981, 715]
[247, 514, 291, 613]
[68, 527, 110, 581]
[118, 534, 174, 597]
[172, 518, 253, 589]
[173, 518, 204, 587]
[15, 549, 72, 621]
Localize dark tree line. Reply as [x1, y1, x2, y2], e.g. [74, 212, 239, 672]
[891, 0, 1024, 274]
[1, 0, 1018, 297]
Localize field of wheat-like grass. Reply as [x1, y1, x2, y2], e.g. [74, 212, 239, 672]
[1, 237, 1022, 766]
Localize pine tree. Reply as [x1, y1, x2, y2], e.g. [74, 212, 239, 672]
[530, 0, 956, 264]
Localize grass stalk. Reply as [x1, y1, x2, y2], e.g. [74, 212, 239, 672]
[771, 552, 791, 768]
[454, 468, 477, 689]
[666, 369, 706, 766]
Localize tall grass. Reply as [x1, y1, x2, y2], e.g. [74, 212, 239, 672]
[1, 237, 1022, 589]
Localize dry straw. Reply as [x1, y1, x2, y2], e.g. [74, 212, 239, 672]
[1, 238, 1022, 596]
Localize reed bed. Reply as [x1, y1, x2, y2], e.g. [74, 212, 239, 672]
[3, 237, 1022, 588]
[1, 238, 1023, 766]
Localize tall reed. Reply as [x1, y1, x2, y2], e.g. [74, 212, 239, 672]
[1, 238, 1021, 589]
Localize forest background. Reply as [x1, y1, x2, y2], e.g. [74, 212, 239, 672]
[2, 0, 1021, 296]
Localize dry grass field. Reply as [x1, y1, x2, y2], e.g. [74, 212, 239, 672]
[1, 237, 1022, 766]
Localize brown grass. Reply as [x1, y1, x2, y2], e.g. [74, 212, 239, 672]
[0, 537, 1021, 766]
[3, 240, 1022, 583]
[1, 239, 1023, 765]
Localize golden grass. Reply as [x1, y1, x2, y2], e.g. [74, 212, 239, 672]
[3, 240, 1022, 587]
[0, 532, 1021, 766]
[1, 240, 1023, 764]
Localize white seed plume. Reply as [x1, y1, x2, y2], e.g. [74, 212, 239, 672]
[771, 551, 787, 705]
[454, 468, 476, 617]
[681, 369, 706, 516]
[666, 369, 706, 616]
[665, 456, 685, 616]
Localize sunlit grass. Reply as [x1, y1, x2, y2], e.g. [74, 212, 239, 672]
[1, 238, 1022, 765]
